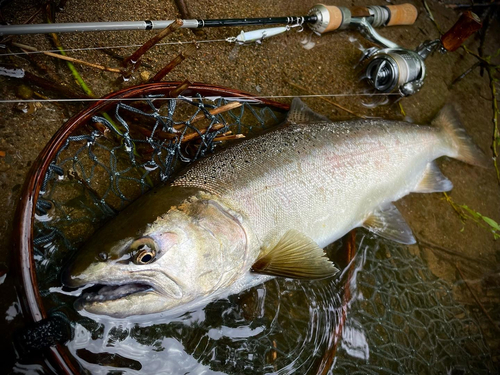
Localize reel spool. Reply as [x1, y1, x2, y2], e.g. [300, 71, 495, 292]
[363, 47, 426, 96]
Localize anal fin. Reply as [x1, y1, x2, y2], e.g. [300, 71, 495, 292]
[251, 230, 339, 279]
[414, 161, 453, 193]
[363, 204, 416, 245]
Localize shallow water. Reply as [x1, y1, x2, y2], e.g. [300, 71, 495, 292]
[29, 232, 495, 374]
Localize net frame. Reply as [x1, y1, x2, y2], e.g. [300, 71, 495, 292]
[13, 82, 292, 374]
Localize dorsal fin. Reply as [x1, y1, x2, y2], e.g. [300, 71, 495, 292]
[286, 98, 331, 125]
[251, 230, 339, 279]
[413, 161, 453, 193]
[363, 204, 416, 245]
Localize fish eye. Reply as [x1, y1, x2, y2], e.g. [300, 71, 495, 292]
[130, 237, 157, 265]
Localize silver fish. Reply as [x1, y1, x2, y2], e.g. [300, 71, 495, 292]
[62, 99, 487, 318]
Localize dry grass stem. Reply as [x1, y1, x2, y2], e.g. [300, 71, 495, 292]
[12, 42, 123, 73]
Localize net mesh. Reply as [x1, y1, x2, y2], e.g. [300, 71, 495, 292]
[330, 238, 495, 374]
[33, 94, 285, 286]
[29, 92, 496, 374]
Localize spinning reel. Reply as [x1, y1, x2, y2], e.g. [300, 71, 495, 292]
[355, 11, 482, 99]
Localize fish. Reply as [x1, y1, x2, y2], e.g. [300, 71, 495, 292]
[61, 98, 487, 318]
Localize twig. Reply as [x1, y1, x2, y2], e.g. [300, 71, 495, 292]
[421, 0, 442, 34]
[49, 34, 94, 96]
[168, 79, 191, 98]
[0, 6, 43, 44]
[416, 236, 494, 269]
[12, 42, 123, 73]
[461, 46, 500, 181]
[442, 192, 500, 238]
[486, 66, 500, 183]
[123, 19, 183, 66]
[133, 121, 226, 143]
[176, 101, 242, 128]
[455, 264, 500, 333]
[149, 43, 197, 82]
[478, 8, 493, 77]
[96, 43, 153, 69]
[173, 0, 206, 37]
[284, 79, 366, 119]
[212, 134, 245, 142]
[180, 123, 226, 143]
[174, 0, 192, 19]
[445, 2, 500, 9]
[133, 102, 241, 143]
[450, 61, 481, 87]
[398, 102, 406, 117]
[20, 70, 91, 100]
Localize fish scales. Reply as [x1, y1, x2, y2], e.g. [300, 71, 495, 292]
[173, 120, 444, 249]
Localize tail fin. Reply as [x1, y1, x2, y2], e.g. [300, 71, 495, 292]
[432, 105, 489, 167]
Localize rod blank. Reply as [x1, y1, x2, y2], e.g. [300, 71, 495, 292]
[0, 17, 315, 36]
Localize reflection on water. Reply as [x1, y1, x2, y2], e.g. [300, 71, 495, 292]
[32, 233, 494, 374]
[59, 259, 344, 374]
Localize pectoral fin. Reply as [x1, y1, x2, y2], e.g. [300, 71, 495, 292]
[363, 204, 416, 244]
[251, 230, 339, 279]
[413, 161, 453, 193]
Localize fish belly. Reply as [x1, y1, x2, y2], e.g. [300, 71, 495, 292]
[174, 120, 446, 250]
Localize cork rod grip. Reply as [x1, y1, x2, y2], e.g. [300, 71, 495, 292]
[319, 5, 344, 32]
[311, 3, 418, 33]
[386, 4, 418, 26]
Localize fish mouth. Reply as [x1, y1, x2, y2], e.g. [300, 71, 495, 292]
[77, 282, 155, 304]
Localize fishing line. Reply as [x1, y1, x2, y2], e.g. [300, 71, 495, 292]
[0, 93, 400, 104]
[0, 39, 228, 57]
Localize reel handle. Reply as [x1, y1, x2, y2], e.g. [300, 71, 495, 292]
[440, 11, 482, 52]
[308, 3, 417, 33]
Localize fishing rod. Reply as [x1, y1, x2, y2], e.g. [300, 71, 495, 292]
[0, 3, 418, 35]
[0, 3, 482, 102]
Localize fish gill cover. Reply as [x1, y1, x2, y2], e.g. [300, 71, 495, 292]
[30, 94, 494, 374]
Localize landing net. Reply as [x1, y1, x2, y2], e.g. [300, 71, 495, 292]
[23, 88, 495, 374]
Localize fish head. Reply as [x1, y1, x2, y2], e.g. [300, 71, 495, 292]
[62, 188, 249, 318]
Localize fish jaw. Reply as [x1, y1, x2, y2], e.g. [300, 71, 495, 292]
[65, 260, 186, 317]
[62, 196, 251, 317]
[77, 288, 179, 318]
